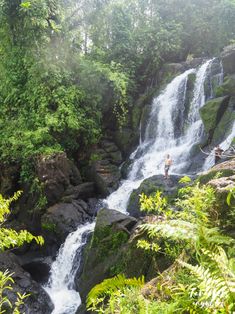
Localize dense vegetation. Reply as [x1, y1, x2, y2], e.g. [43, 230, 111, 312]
[1, 0, 235, 180]
[0, 192, 43, 312]
[87, 179, 235, 313]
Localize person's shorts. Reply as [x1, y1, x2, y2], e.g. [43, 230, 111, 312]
[165, 165, 170, 171]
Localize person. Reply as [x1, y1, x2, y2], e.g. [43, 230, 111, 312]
[164, 154, 173, 179]
[214, 145, 224, 163]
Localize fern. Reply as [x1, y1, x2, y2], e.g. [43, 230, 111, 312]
[86, 274, 145, 311]
[178, 247, 235, 311]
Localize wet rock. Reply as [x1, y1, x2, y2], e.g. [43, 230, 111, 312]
[36, 152, 82, 205]
[62, 182, 96, 202]
[127, 175, 184, 217]
[215, 75, 235, 97]
[41, 200, 92, 239]
[76, 208, 170, 306]
[199, 96, 230, 142]
[0, 252, 53, 314]
[221, 44, 235, 75]
[114, 128, 139, 158]
[89, 160, 121, 197]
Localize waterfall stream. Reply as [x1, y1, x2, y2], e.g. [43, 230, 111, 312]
[44, 222, 95, 314]
[45, 59, 230, 314]
[105, 60, 214, 212]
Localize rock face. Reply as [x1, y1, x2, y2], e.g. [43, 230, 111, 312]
[41, 200, 96, 257]
[127, 175, 184, 217]
[221, 44, 235, 75]
[36, 152, 82, 205]
[0, 252, 53, 314]
[76, 208, 165, 305]
[88, 139, 124, 196]
[199, 96, 230, 142]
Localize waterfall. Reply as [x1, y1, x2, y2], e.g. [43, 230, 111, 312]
[105, 60, 214, 212]
[44, 222, 95, 314]
[45, 59, 224, 314]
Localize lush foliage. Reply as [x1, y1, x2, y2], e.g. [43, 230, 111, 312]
[1, 0, 235, 174]
[0, 192, 44, 313]
[87, 181, 235, 313]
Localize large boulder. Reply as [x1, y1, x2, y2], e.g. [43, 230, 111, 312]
[221, 45, 235, 75]
[127, 175, 184, 217]
[76, 208, 137, 301]
[0, 252, 53, 314]
[76, 208, 174, 308]
[41, 200, 93, 236]
[197, 159, 235, 185]
[36, 152, 82, 205]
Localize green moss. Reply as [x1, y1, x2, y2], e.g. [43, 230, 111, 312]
[215, 75, 235, 97]
[197, 169, 235, 185]
[199, 96, 229, 133]
[91, 226, 129, 262]
[41, 221, 57, 233]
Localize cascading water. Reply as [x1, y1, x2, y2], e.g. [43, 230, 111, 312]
[105, 59, 216, 212]
[44, 222, 95, 314]
[45, 59, 224, 314]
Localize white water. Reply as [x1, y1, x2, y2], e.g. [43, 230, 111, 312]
[105, 60, 213, 212]
[45, 222, 95, 314]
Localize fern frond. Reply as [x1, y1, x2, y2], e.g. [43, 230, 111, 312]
[86, 274, 145, 310]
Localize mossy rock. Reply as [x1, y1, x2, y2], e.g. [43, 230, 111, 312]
[127, 175, 184, 217]
[199, 96, 230, 136]
[215, 75, 235, 97]
[211, 100, 235, 145]
[114, 127, 139, 157]
[197, 169, 235, 185]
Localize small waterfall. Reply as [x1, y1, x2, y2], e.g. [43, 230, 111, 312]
[105, 60, 215, 212]
[44, 222, 95, 314]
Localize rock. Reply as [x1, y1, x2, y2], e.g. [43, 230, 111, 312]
[120, 158, 134, 179]
[140, 105, 152, 140]
[127, 175, 184, 217]
[0, 164, 20, 196]
[41, 200, 93, 255]
[215, 75, 235, 97]
[89, 160, 121, 197]
[221, 44, 235, 75]
[197, 158, 235, 185]
[36, 152, 82, 205]
[211, 96, 235, 145]
[199, 96, 230, 142]
[114, 128, 139, 158]
[62, 182, 96, 202]
[0, 252, 53, 314]
[76, 208, 166, 306]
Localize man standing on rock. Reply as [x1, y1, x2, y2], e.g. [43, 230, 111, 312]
[214, 145, 224, 164]
[164, 154, 173, 179]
